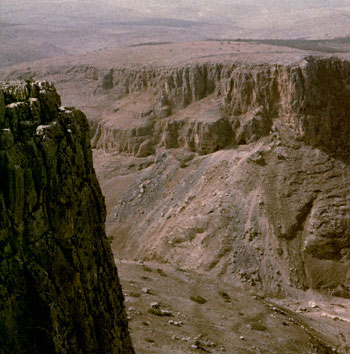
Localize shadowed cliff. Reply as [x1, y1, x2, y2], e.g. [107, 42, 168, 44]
[0, 81, 134, 353]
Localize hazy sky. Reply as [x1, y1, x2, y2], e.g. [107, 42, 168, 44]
[3, 0, 350, 19]
[4, 0, 350, 10]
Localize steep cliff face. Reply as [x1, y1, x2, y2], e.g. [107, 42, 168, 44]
[0, 81, 134, 353]
[92, 57, 350, 161]
[89, 56, 350, 299]
[2, 54, 349, 300]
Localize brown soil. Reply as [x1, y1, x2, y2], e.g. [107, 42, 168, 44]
[117, 260, 350, 354]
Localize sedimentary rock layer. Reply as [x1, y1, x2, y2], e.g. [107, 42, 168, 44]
[92, 57, 350, 161]
[0, 81, 134, 354]
[90, 56, 350, 299]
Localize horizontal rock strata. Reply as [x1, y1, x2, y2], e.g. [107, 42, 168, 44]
[91, 57, 350, 161]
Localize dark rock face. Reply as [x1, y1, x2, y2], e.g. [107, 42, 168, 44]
[0, 81, 134, 353]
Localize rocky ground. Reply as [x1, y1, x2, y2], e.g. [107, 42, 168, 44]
[117, 260, 350, 354]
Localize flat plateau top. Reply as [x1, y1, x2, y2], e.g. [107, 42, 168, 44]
[1, 41, 349, 74]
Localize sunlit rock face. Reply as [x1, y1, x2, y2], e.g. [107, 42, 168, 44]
[90, 57, 350, 299]
[0, 81, 134, 354]
[92, 57, 350, 160]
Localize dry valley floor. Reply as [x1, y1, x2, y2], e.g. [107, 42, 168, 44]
[117, 260, 350, 354]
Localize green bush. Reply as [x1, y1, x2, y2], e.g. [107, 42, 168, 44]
[156, 268, 167, 277]
[190, 295, 207, 304]
[128, 292, 141, 298]
[250, 323, 267, 331]
[147, 308, 172, 317]
[218, 290, 231, 301]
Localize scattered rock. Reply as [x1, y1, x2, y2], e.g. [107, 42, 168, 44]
[309, 301, 319, 309]
[190, 295, 207, 304]
[148, 308, 173, 317]
[142, 287, 152, 294]
[248, 151, 265, 165]
[169, 320, 183, 327]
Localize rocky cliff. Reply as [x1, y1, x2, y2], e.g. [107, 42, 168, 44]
[91, 57, 350, 160]
[89, 56, 350, 299]
[0, 81, 134, 353]
[1, 51, 350, 301]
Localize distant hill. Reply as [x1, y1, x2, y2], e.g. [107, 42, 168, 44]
[1, 0, 350, 67]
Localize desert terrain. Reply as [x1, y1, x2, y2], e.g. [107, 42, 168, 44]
[2, 17, 350, 354]
[117, 260, 350, 354]
[2, 0, 350, 67]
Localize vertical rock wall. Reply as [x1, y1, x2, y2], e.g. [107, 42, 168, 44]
[0, 81, 134, 354]
[91, 57, 350, 161]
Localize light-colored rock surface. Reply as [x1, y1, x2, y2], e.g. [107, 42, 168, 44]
[88, 57, 350, 160]
[93, 55, 350, 299]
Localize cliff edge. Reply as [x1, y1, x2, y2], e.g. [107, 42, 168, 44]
[2, 49, 350, 300]
[0, 81, 134, 353]
[88, 56, 350, 299]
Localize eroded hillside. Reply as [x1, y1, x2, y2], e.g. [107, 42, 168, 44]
[91, 56, 350, 299]
[1, 43, 350, 300]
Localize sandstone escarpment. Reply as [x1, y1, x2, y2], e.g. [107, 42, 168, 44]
[0, 81, 133, 353]
[92, 57, 350, 160]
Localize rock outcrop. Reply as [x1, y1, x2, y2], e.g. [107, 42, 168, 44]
[90, 56, 350, 299]
[0, 81, 134, 353]
[91, 57, 350, 161]
[2, 53, 350, 301]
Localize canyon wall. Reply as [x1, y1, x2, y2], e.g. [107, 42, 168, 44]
[0, 81, 134, 353]
[2, 55, 349, 299]
[92, 57, 350, 161]
[90, 57, 350, 299]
